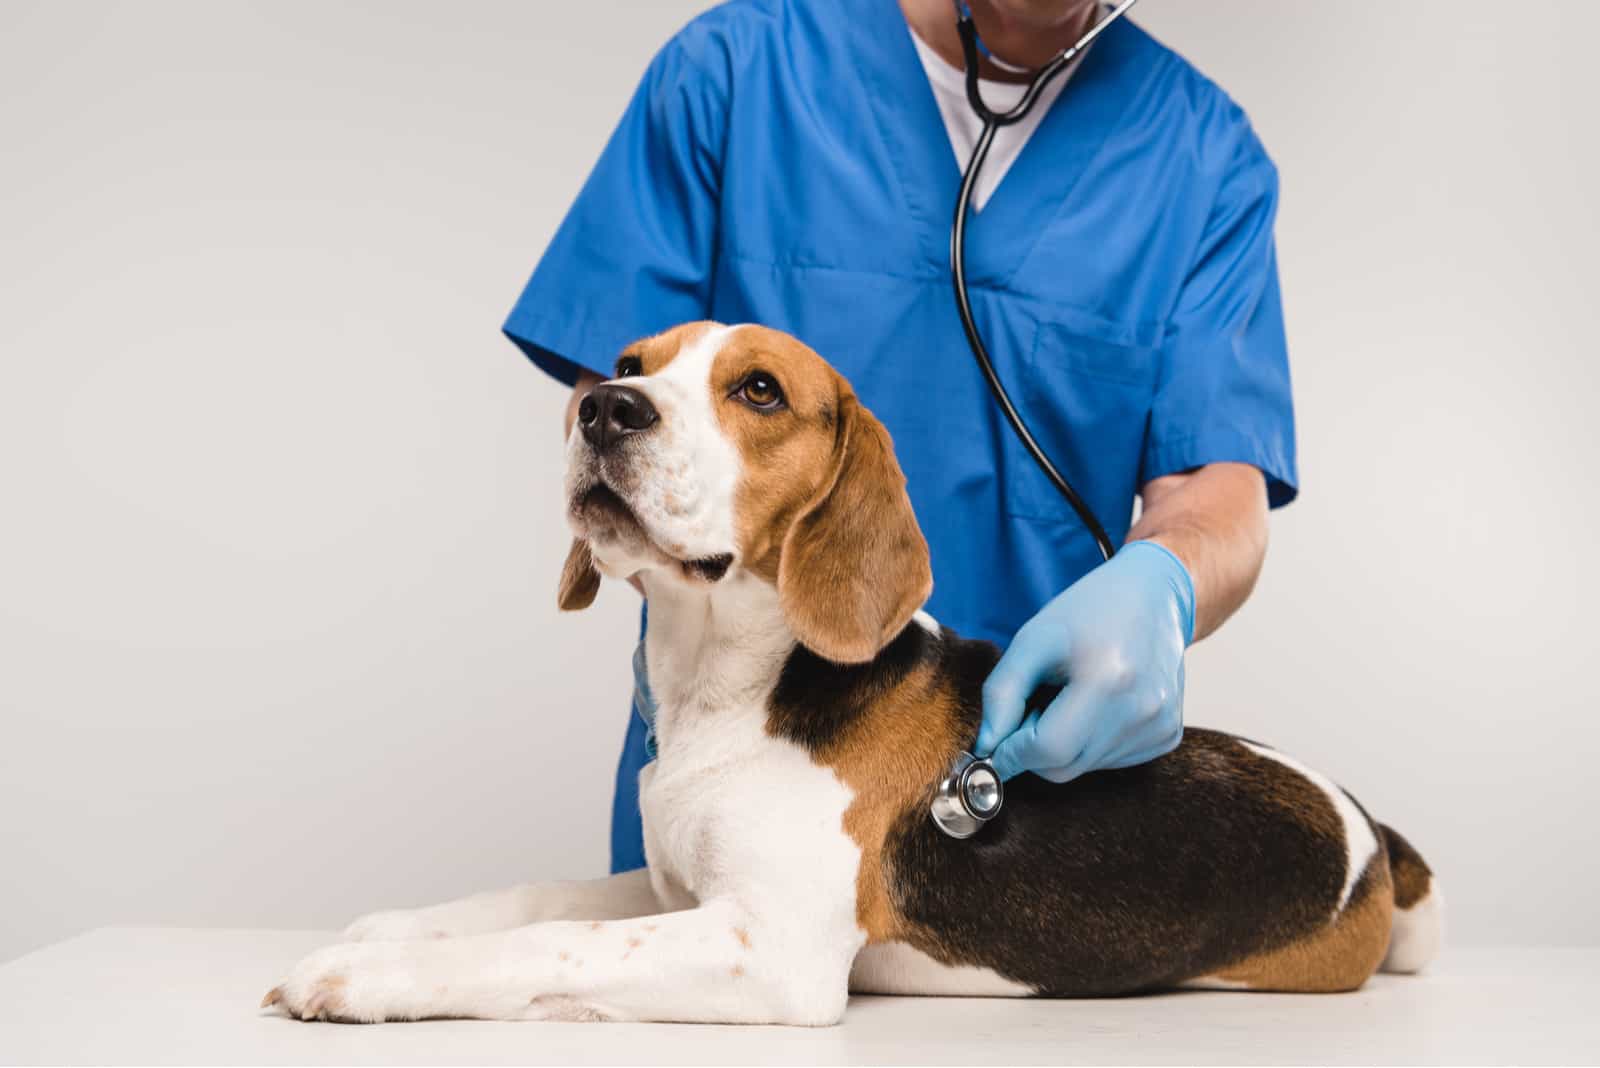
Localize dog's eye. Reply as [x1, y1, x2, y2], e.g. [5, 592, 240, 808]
[736, 372, 785, 411]
[615, 356, 643, 378]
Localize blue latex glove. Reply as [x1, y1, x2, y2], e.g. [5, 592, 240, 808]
[978, 540, 1196, 783]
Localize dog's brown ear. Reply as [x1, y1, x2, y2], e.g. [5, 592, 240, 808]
[558, 537, 601, 611]
[777, 393, 932, 663]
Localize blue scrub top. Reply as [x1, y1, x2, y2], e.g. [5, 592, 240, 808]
[504, 0, 1297, 873]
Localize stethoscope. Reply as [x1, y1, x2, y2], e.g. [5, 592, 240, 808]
[930, 0, 1142, 840]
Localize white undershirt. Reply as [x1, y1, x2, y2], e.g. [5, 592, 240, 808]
[909, 27, 1089, 212]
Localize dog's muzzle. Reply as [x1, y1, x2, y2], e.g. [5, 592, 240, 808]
[577, 384, 658, 452]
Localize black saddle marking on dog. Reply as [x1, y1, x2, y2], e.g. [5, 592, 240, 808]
[884, 728, 1365, 995]
[767, 620, 936, 749]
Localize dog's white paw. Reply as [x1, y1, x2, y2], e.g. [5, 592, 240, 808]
[261, 942, 424, 1024]
[343, 907, 455, 943]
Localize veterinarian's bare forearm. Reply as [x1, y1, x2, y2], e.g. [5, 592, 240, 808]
[1130, 462, 1269, 642]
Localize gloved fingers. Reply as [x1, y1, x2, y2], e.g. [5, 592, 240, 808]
[1117, 692, 1184, 766]
[989, 681, 1099, 783]
[1038, 725, 1116, 784]
[1068, 688, 1183, 778]
[1031, 730, 1118, 784]
[978, 622, 1072, 757]
[1023, 678, 1182, 782]
[988, 711, 1048, 782]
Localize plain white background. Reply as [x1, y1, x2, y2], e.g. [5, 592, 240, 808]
[2, 1, 1596, 964]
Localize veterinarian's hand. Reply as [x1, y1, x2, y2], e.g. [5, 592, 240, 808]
[979, 540, 1195, 783]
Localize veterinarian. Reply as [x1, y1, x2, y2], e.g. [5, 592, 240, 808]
[504, 0, 1296, 873]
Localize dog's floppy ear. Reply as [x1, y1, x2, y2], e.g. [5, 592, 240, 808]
[558, 537, 601, 611]
[777, 392, 932, 663]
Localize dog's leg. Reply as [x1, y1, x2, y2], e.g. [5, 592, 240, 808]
[268, 897, 859, 1025]
[343, 869, 661, 942]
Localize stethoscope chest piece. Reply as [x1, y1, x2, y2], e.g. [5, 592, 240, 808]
[930, 751, 1003, 839]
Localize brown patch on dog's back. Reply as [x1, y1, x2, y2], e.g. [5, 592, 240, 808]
[1214, 864, 1394, 992]
[832, 665, 963, 943]
[767, 623, 976, 943]
[1381, 823, 1433, 909]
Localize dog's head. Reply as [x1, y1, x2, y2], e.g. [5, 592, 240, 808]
[559, 321, 931, 664]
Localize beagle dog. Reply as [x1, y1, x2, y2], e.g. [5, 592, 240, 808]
[264, 322, 1440, 1025]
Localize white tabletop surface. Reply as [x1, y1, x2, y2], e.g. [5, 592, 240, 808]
[0, 928, 1596, 1065]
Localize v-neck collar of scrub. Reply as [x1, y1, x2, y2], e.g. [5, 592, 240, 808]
[909, 29, 1077, 213]
[852, 2, 1147, 291]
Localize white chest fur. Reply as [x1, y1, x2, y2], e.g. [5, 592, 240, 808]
[639, 703, 858, 910]
[635, 575, 865, 936]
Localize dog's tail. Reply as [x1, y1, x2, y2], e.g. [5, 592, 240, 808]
[1378, 823, 1442, 973]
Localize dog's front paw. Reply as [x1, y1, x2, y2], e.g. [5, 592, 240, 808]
[262, 942, 422, 1024]
[343, 907, 454, 943]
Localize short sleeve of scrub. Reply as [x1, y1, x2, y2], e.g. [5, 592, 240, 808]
[502, 32, 729, 385]
[1141, 127, 1299, 507]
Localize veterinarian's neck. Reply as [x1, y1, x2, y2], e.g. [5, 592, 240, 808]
[640, 570, 795, 732]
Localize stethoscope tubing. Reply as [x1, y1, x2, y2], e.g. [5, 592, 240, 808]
[949, 0, 1143, 565]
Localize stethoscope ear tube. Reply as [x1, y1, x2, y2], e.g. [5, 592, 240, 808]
[949, 125, 1114, 564]
[947, 0, 1143, 568]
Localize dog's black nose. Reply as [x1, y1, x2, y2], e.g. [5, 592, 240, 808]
[578, 384, 659, 451]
